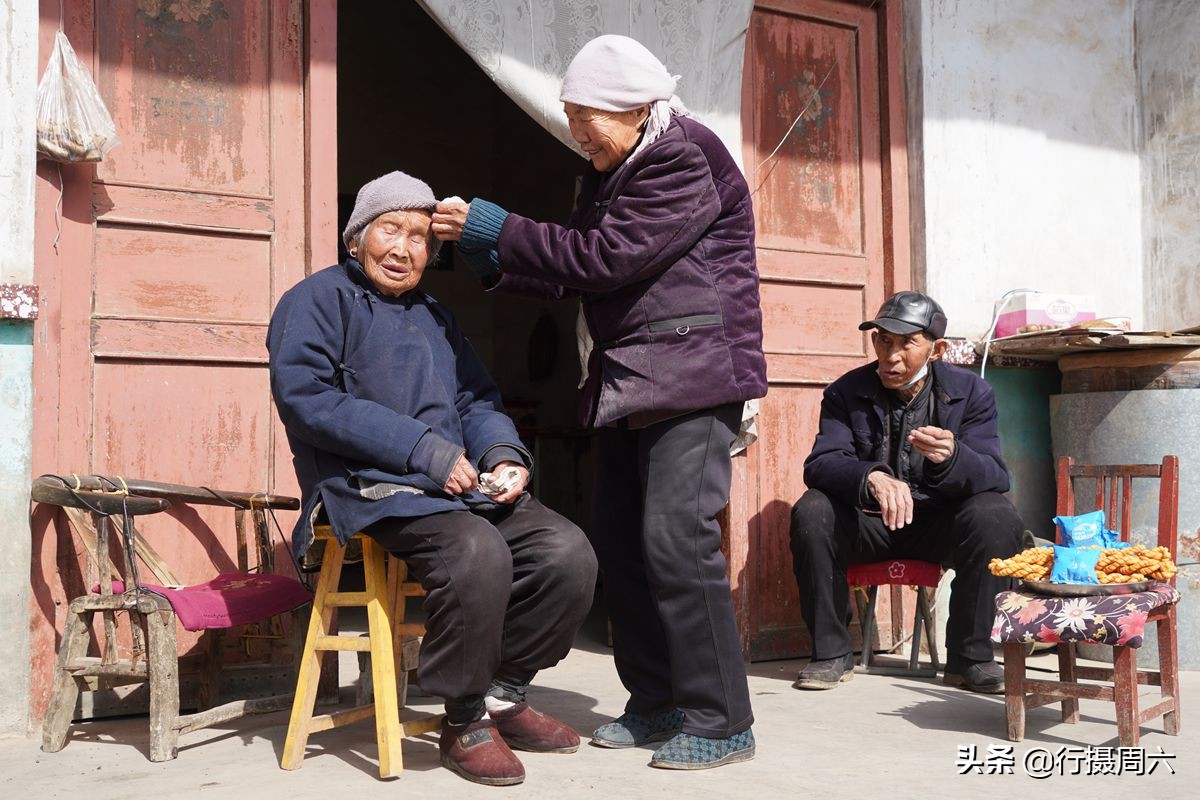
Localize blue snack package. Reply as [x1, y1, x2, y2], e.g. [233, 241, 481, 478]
[1101, 528, 1132, 549]
[1050, 545, 1102, 584]
[1053, 510, 1105, 547]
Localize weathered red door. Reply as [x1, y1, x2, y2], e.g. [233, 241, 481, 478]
[30, 0, 309, 720]
[726, 0, 911, 660]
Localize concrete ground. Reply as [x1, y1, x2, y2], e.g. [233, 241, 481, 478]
[1, 609, 1194, 799]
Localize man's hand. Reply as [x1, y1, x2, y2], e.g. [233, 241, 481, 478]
[866, 470, 914, 531]
[432, 200, 469, 242]
[486, 461, 529, 504]
[443, 454, 478, 495]
[908, 425, 956, 464]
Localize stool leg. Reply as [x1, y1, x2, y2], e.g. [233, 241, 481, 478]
[1158, 607, 1180, 735]
[1058, 643, 1079, 724]
[1003, 642, 1026, 742]
[1114, 645, 1140, 747]
[917, 588, 940, 671]
[281, 541, 344, 771]
[909, 591, 923, 671]
[146, 610, 181, 762]
[362, 537, 403, 779]
[858, 587, 878, 668]
[41, 608, 92, 753]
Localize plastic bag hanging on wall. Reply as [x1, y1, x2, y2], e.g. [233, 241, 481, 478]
[35, 31, 120, 163]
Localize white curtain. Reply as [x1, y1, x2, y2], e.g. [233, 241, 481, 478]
[415, 0, 754, 168]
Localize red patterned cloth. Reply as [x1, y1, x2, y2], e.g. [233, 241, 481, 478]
[991, 582, 1180, 648]
[93, 574, 311, 631]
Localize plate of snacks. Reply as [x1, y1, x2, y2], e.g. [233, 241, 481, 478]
[1019, 579, 1151, 597]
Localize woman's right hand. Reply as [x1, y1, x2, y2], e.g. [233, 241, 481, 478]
[443, 453, 478, 494]
[432, 200, 469, 242]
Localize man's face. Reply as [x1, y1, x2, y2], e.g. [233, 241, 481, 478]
[352, 209, 433, 297]
[871, 329, 945, 390]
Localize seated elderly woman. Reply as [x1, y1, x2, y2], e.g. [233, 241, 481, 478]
[266, 171, 597, 787]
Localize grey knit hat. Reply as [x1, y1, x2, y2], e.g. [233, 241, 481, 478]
[342, 170, 438, 248]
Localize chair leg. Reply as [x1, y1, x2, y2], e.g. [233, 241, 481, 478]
[145, 610, 181, 762]
[1058, 642, 1079, 724]
[41, 609, 92, 753]
[1158, 607, 1181, 736]
[1114, 645, 1140, 747]
[1003, 642, 1027, 742]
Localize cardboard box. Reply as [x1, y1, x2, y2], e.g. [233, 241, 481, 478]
[994, 293, 1096, 339]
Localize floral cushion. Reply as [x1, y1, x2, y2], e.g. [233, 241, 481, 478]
[991, 582, 1180, 648]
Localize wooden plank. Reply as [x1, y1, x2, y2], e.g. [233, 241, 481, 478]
[46, 474, 299, 510]
[174, 694, 293, 735]
[91, 318, 269, 363]
[1023, 678, 1115, 701]
[94, 184, 274, 235]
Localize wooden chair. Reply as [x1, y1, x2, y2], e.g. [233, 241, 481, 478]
[33, 475, 312, 761]
[997, 456, 1182, 746]
[849, 559, 941, 676]
[281, 526, 441, 779]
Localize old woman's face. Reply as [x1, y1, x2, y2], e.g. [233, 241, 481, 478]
[564, 102, 647, 172]
[351, 209, 433, 297]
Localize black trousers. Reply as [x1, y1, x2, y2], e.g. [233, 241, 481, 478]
[789, 489, 1023, 665]
[592, 402, 753, 739]
[365, 494, 597, 704]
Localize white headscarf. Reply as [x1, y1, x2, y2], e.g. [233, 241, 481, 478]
[559, 35, 691, 161]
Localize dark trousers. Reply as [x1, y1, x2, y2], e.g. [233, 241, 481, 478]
[592, 402, 753, 739]
[365, 494, 597, 705]
[789, 489, 1023, 665]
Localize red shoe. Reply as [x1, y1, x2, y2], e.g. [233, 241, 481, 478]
[439, 718, 525, 786]
[490, 702, 581, 754]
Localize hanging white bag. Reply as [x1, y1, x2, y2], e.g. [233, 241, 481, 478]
[35, 30, 120, 163]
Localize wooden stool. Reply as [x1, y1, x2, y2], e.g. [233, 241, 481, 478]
[281, 528, 441, 778]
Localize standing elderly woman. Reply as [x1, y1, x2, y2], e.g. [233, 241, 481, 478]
[434, 35, 767, 770]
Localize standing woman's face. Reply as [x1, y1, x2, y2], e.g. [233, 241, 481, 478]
[564, 102, 648, 172]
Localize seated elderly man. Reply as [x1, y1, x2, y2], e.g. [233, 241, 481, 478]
[267, 171, 597, 787]
[789, 291, 1022, 694]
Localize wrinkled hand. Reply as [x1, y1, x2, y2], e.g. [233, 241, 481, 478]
[443, 453, 478, 495]
[908, 425, 956, 464]
[867, 470, 913, 531]
[432, 200, 469, 242]
[487, 461, 529, 504]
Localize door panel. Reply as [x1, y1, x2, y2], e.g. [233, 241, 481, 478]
[734, 0, 909, 660]
[30, 0, 306, 721]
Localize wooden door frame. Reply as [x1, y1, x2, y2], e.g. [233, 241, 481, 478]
[732, 0, 912, 658]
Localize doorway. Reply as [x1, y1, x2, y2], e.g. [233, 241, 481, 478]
[336, 2, 594, 534]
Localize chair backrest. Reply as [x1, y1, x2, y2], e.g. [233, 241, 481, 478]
[1054, 456, 1180, 558]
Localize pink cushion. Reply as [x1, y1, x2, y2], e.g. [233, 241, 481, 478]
[91, 573, 311, 631]
[847, 559, 941, 588]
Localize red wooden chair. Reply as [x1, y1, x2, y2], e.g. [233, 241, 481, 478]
[994, 456, 1182, 746]
[848, 559, 941, 676]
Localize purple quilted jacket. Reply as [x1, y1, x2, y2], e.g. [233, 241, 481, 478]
[496, 117, 768, 427]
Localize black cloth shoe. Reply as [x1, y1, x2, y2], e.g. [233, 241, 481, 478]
[793, 653, 855, 690]
[943, 660, 1005, 694]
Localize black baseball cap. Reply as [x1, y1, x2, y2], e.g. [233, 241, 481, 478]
[858, 291, 948, 339]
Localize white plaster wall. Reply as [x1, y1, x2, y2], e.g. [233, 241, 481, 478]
[1136, 0, 1200, 332]
[0, 0, 38, 737]
[918, 0, 1144, 338]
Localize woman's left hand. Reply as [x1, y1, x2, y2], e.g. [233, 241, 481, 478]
[432, 200, 470, 242]
[486, 461, 529, 504]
